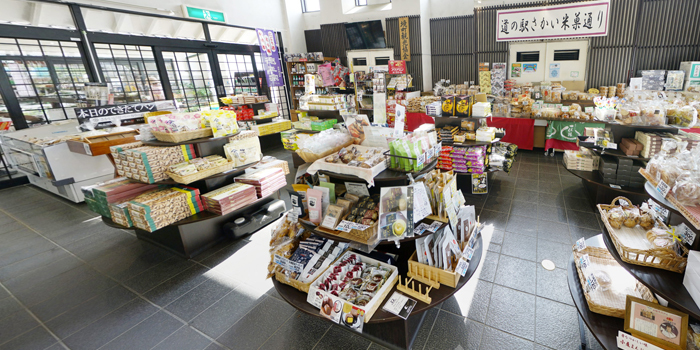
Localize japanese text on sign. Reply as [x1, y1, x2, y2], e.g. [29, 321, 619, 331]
[496, 0, 610, 41]
[398, 17, 411, 61]
[256, 28, 284, 87]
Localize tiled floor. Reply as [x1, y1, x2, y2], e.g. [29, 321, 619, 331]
[0, 149, 606, 350]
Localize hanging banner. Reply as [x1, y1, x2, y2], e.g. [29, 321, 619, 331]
[256, 28, 284, 87]
[496, 0, 610, 41]
[398, 17, 411, 61]
[388, 60, 407, 75]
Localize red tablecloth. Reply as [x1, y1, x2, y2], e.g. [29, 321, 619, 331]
[406, 112, 435, 131]
[682, 128, 700, 134]
[486, 117, 535, 150]
[545, 138, 579, 151]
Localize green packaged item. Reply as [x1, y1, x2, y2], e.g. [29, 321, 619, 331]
[412, 139, 424, 172]
[390, 140, 398, 169]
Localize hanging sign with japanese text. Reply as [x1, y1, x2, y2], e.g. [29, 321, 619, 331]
[256, 28, 285, 87]
[496, 0, 610, 41]
[75, 100, 177, 129]
[398, 17, 411, 61]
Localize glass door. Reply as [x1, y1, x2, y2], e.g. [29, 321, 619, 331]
[157, 49, 219, 112]
[216, 53, 259, 96]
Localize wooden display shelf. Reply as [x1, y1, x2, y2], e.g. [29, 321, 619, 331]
[141, 129, 240, 147]
[601, 228, 700, 320]
[299, 217, 446, 246]
[318, 158, 438, 184]
[272, 234, 482, 349]
[66, 130, 139, 156]
[568, 235, 622, 350]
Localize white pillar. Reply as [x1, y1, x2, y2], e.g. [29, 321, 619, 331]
[419, 0, 432, 92]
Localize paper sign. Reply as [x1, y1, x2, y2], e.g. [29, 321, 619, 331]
[382, 292, 417, 319]
[427, 221, 442, 232]
[656, 180, 671, 198]
[394, 104, 406, 137]
[617, 331, 664, 350]
[586, 273, 599, 292]
[648, 200, 670, 220]
[414, 223, 429, 235]
[579, 254, 591, 271]
[463, 247, 475, 261]
[352, 222, 371, 231]
[455, 258, 470, 276]
[575, 237, 586, 251]
[335, 220, 354, 232]
[677, 223, 697, 245]
[412, 183, 432, 223]
[345, 182, 370, 197]
[274, 254, 304, 273]
[610, 184, 622, 189]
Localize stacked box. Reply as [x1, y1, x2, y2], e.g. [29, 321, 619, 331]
[201, 182, 258, 215]
[127, 186, 203, 232]
[453, 145, 487, 174]
[641, 70, 665, 91]
[620, 138, 643, 156]
[563, 150, 600, 171]
[115, 145, 196, 183]
[438, 146, 453, 171]
[234, 167, 287, 198]
[81, 177, 159, 218]
[253, 120, 292, 136]
[110, 142, 144, 177]
[491, 63, 506, 96]
[598, 155, 618, 184]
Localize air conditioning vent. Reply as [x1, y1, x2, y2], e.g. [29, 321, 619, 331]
[353, 57, 367, 66]
[516, 51, 540, 62]
[554, 49, 580, 61]
[375, 57, 390, 65]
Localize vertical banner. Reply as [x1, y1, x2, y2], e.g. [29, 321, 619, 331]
[256, 28, 284, 87]
[398, 17, 411, 61]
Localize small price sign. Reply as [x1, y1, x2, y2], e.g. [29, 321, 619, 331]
[575, 237, 587, 252]
[585, 273, 599, 292]
[677, 223, 697, 246]
[656, 180, 671, 198]
[463, 247, 475, 261]
[335, 220, 354, 232]
[579, 254, 591, 271]
[455, 258, 469, 277]
[417, 152, 425, 167]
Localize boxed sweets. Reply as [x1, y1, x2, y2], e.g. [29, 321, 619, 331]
[277, 235, 349, 285]
[234, 167, 287, 198]
[225, 130, 262, 167]
[168, 155, 230, 176]
[343, 194, 380, 227]
[307, 252, 398, 322]
[115, 144, 196, 183]
[127, 187, 203, 232]
[201, 182, 258, 215]
[81, 177, 159, 217]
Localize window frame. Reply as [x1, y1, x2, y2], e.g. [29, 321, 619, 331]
[301, 0, 321, 13]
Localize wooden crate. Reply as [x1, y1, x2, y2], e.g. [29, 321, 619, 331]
[407, 251, 460, 288]
[66, 130, 139, 156]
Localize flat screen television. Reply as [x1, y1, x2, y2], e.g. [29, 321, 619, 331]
[345, 20, 386, 50]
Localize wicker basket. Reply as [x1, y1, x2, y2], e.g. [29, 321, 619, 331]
[152, 128, 213, 143]
[573, 245, 657, 318]
[639, 168, 700, 230]
[598, 196, 688, 273]
[165, 161, 235, 184]
[296, 139, 354, 163]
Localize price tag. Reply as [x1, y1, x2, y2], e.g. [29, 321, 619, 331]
[455, 258, 469, 277]
[274, 254, 304, 273]
[585, 273, 599, 292]
[335, 220, 354, 233]
[648, 200, 670, 220]
[579, 254, 591, 272]
[352, 222, 371, 231]
[609, 184, 622, 189]
[426, 147, 434, 161]
[427, 221, 442, 232]
[345, 182, 370, 197]
[656, 180, 671, 198]
[619, 199, 630, 207]
[463, 247, 475, 261]
[561, 106, 570, 113]
[417, 152, 425, 167]
[575, 237, 586, 252]
[585, 107, 594, 113]
[288, 212, 299, 223]
[677, 223, 697, 245]
[83, 143, 93, 156]
[414, 223, 429, 235]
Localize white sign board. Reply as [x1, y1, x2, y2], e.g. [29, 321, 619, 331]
[496, 0, 610, 41]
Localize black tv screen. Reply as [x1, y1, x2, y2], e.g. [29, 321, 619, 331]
[345, 20, 386, 50]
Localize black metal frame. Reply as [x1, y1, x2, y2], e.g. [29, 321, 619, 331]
[0, 1, 290, 130]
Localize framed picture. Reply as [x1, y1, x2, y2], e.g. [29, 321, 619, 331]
[624, 296, 688, 350]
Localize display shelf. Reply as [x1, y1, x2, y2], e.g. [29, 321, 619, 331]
[319, 158, 438, 184]
[581, 145, 651, 162]
[272, 234, 482, 349]
[292, 128, 321, 134]
[298, 217, 446, 246]
[101, 216, 133, 230]
[565, 168, 648, 197]
[222, 101, 268, 107]
[640, 169, 700, 231]
[141, 129, 240, 147]
[601, 227, 700, 320]
[153, 163, 255, 186]
[568, 235, 622, 350]
[645, 181, 679, 214]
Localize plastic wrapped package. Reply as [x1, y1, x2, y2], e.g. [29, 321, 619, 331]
[673, 173, 700, 206]
[619, 103, 642, 125]
[665, 70, 685, 91]
[640, 101, 666, 126]
[493, 98, 511, 118]
[540, 108, 561, 119]
[668, 105, 698, 127]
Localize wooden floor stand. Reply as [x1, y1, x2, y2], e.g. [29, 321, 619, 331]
[406, 265, 440, 290]
[396, 276, 433, 304]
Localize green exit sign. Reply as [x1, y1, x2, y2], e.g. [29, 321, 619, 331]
[181, 5, 226, 23]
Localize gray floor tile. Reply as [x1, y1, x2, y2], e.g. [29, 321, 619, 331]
[44, 285, 137, 338]
[62, 298, 158, 350]
[488, 229, 505, 245]
[535, 298, 580, 350]
[488, 243, 502, 253]
[152, 326, 213, 350]
[0, 247, 71, 282]
[567, 209, 601, 230]
[488, 185, 515, 199]
[191, 283, 267, 339]
[3, 254, 83, 294]
[539, 165, 559, 174]
[501, 232, 538, 261]
[0, 326, 57, 350]
[476, 251, 500, 283]
[0, 310, 39, 345]
[62, 230, 139, 262]
[494, 173, 517, 187]
[30, 273, 117, 322]
[536, 239, 572, 270]
[479, 326, 535, 350]
[124, 256, 196, 294]
[510, 200, 538, 217]
[494, 255, 536, 294]
[216, 297, 296, 350]
[142, 264, 211, 307]
[441, 278, 493, 323]
[519, 163, 539, 172]
[426, 310, 483, 350]
[538, 172, 560, 182]
[536, 265, 573, 305]
[562, 184, 589, 199]
[537, 204, 568, 224]
[165, 278, 234, 321]
[0, 222, 27, 236]
[569, 225, 602, 243]
[538, 181, 562, 194]
[10, 264, 100, 307]
[0, 237, 57, 268]
[518, 171, 539, 181]
[197, 239, 251, 268]
[485, 285, 536, 341]
[537, 220, 572, 244]
[99, 311, 183, 350]
[513, 189, 539, 204]
[505, 215, 538, 237]
[411, 308, 439, 350]
[564, 195, 594, 213]
[260, 311, 331, 350]
[0, 295, 23, 317]
[22, 207, 93, 233]
[484, 196, 512, 213]
[538, 192, 565, 207]
[515, 179, 540, 191]
[313, 325, 371, 350]
[89, 242, 174, 282]
[478, 209, 508, 232]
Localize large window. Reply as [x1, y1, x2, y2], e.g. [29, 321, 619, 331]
[218, 54, 258, 96]
[302, 0, 320, 13]
[94, 44, 165, 104]
[0, 38, 88, 126]
[162, 51, 218, 112]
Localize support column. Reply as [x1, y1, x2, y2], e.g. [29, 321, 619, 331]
[419, 0, 432, 92]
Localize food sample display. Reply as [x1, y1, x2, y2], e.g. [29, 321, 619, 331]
[644, 143, 700, 207]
